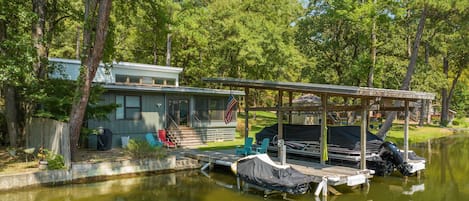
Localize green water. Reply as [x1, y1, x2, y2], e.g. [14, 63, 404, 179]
[1, 134, 468, 201]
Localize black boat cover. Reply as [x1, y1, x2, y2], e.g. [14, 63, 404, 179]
[236, 154, 315, 194]
[255, 124, 382, 150]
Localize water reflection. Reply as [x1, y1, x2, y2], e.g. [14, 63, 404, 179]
[1, 133, 468, 201]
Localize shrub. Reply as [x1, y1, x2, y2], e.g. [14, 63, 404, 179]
[37, 147, 65, 170]
[125, 139, 166, 159]
[47, 154, 65, 170]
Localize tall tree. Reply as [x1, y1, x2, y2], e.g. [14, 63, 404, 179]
[439, 5, 469, 125]
[377, 3, 428, 139]
[0, 1, 34, 147]
[69, 0, 112, 160]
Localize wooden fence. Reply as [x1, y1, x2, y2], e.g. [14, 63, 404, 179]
[25, 118, 71, 168]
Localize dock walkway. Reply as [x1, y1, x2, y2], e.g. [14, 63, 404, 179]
[182, 149, 373, 187]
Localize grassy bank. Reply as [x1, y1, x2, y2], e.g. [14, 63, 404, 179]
[199, 112, 459, 150]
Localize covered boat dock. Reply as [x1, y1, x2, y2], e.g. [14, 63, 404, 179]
[202, 77, 435, 196]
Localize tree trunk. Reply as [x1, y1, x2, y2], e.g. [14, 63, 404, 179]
[166, 32, 172, 66]
[4, 86, 18, 147]
[69, 0, 112, 160]
[441, 66, 463, 126]
[153, 42, 158, 64]
[440, 56, 449, 126]
[76, 26, 81, 59]
[419, 42, 430, 126]
[32, 0, 48, 79]
[377, 4, 427, 139]
[367, 0, 377, 87]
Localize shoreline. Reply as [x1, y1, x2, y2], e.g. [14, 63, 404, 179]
[0, 152, 200, 192]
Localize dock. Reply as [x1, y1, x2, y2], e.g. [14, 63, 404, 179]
[182, 149, 373, 189]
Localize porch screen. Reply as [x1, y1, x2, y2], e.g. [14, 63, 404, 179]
[195, 96, 236, 121]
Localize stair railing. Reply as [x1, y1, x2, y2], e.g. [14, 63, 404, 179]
[166, 114, 181, 145]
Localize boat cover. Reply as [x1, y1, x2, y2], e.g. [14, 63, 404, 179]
[255, 124, 382, 150]
[236, 154, 314, 194]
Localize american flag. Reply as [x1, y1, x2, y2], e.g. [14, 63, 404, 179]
[224, 95, 238, 124]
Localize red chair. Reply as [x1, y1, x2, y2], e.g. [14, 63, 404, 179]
[158, 129, 176, 148]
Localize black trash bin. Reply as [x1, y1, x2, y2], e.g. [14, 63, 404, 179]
[97, 128, 113, 151]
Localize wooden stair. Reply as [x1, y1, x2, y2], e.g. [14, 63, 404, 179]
[167, 126, 204, 147]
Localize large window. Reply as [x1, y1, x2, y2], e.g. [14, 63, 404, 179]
[116, 95, 142, 120]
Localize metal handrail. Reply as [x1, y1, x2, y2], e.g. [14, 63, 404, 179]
[193, 113, 202, 126]
[167, 114, 179, 129]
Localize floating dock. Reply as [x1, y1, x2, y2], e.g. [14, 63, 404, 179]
[182, 149, 373, 194]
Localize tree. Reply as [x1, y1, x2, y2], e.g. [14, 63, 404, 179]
[69, 0, 112, 160]
[0, 1, 34, 147]
[439, 6, 469, 125]
[377, 3, 428, 139]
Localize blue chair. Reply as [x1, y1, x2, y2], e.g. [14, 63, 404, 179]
[145, 133, 163, 148]
[235, 137, 254, 156]
[254, 138, 270, 154]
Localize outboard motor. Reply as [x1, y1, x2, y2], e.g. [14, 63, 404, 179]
[379, 141, 413, 176]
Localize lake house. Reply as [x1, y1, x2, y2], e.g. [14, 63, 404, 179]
[50, 58, 243, 148]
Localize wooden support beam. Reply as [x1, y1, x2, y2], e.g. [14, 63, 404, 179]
[320, 94, 328, 164]
[360, 98, 368, 170]
[278, 90, 286, 165]
[288, 91, 293, 124]
[404, 100, 409, 162]
[244, 87, 249, 142]
[248, 105, 414, 112]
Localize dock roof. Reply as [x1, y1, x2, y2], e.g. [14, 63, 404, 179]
[203, 77, 435, 101]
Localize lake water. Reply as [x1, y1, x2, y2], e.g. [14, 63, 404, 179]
[1, 133, 468, 201]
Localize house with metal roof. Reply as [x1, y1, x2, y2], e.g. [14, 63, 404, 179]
[49, 58, 243, 148]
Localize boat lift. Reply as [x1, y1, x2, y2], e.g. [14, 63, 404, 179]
[203, 77, 435, 197]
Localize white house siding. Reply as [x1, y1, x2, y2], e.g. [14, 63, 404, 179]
[49, 58, 182, 85]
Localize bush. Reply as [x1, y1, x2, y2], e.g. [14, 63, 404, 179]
[125, 139, 166, 159]
[37, 147, 65, 170]
[47, 154, 65, 170]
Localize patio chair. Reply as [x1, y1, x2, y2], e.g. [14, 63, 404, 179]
[158, 130, 176, 148]
[145, 133, 163, 148]
[253, 138, 270, 154]
[235, 137, 254, 156]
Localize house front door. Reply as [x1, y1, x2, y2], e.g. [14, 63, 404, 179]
[168, 98, 189, 127]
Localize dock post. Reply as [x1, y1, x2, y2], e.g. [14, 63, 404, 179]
[314, 177, 328, 197]
[322, 177, 328, 198]
[404, 100, 409, 162]
[360, 98, 368, 170]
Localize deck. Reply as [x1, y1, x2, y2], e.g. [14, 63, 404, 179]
[181, 149, 373, 187]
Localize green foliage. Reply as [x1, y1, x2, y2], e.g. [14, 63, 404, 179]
[125, 139, 166, 159]
[47, 154, 65, 170]
[34, 79, 118, 122]
[37, 147, 65, 170]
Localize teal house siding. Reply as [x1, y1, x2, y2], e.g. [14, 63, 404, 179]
[49, 58, 244, 148]
[88, 93, 166, 146]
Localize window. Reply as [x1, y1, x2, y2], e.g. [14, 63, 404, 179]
[115, 74, 141, 84]
[115, 74, 127, 83]
[128, 76, 140, 83]
[166, 79, 176, 86]
[116, 95, 142, 120]
[153, 78, 165, 85]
